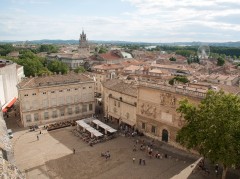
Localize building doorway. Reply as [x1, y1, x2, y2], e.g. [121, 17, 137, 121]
[162, 129, 169, 142]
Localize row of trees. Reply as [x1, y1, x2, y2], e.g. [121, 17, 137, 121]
[0, 44, 59, 56]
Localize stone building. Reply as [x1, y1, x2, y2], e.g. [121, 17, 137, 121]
[92, 64, 123, 96]
[103, 79, 137, 127]
[0, 59, 20, 112]
[17, 73, 95, 127]
[136, 82, 207, 146]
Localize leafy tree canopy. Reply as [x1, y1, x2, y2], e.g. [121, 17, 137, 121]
[39, 44, 58, 53]
[177, 90, 240, 179]
[74, 66, 86, 73]
[217, 57, 225, 66]
[169, 76, 189, 85]
[47, 60, 69, 74]
[169, 57, 176, 61]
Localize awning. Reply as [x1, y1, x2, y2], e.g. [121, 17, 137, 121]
[2, 108, 7, 113]
[7, 97, 17, 108]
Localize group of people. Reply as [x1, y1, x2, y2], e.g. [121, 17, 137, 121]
[101, 151, 111, 160]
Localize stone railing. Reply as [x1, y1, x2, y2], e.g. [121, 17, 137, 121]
[138, 81, 207, 99]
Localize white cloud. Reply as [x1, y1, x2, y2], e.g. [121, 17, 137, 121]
[0, 0, 239, 42]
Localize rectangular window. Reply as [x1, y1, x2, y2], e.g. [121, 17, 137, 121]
[67, 89, 70, 91]
[83, 87, 86, 89]
[118, 102, 120, 107]
[34, 113, 39, 121]
[26, 114, 31, 122]
[52, 110, 58, 118]
[43, 92, 47, 94]
[60, 109, 65, 116]
[59, 90, 63, 92]
[51, 98, 57, 106]
[43, 99, 48, 108]
[75, 88, 78, 90]
[151, 126, 156, 134]
[32, 93, 36, 96]
[75, 106, 80, 114]
[66, 96, 72, 104]
[68, 108, 72, 115]
[51, 91, 55, 93]
[44, 112, 49, 120]
[142, 122, 145, 130]
[82, 105, 87, 112]
[89, 104, 93, 111]
[24, 94, 28, 97]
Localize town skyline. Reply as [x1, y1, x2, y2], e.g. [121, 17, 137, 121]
[1, 0, 240, 42]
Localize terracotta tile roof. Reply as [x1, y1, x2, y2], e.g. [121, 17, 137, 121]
[93, 64, 124, 70]
[124, 65, 142, 71]
[99, 53, 121, 60]
[151, 64, 189, 72]
[121, 59, 146, 67]
[18, 73, 93, 89]
[103, 79, 137, 97]
[217, 84, 240, 94]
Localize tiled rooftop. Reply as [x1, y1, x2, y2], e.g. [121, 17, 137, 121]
[103, 79, 137, 97]
[18, 73, 94, 89]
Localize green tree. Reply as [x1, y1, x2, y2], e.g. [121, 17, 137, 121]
[177, 90, 240, 179]
[74, 66, 86, 73]
[39, 44, 58, 53]
[98, 46, 107, 54]
[169, 76, 189, 85]
[217, 57, 225, 66]
[47, 60, 69, 74]
[16, 50, 51, 77]
[169, 57, 176, 61]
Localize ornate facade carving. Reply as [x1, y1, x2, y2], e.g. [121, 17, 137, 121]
[140, 103, 157, 118]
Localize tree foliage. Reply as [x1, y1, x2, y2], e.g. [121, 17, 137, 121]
[217, 57, 225, 66]
[187, 56, 200, 64]
[169, 57, 176, 61]
[74, 66, 86, 73]
[177, 90, 240, 179]
[0, 44, 15, 56]
[39, 44, 58, 53]
[169, 76, 189, 85]
[47, 60, 69, 74]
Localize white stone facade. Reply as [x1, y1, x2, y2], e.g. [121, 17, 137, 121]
[0, 63, 18, 108]
[18, 74, 95, 127]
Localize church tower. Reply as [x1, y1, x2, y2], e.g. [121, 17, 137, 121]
[78, 30, 90, 54]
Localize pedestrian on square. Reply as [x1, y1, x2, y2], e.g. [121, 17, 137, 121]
[133, 157, 135, 163]
[139, 158, 142, 165]
[37, 135, 39, 141]
[73, 148, 75, 154]
[39, 130, 42, 134]
[143, 159, 146, 165]
[215, 164, 219, 176]
[133, 145, 137, 152]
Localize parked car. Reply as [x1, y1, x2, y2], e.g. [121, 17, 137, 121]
[7, 129, 13, 139]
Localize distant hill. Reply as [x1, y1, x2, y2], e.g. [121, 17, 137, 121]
[0, 39, 240, 47]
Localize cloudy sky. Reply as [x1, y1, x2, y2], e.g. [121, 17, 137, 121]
[0, 0, 240, 42]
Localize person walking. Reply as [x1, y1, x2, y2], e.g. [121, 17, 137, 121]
[133, 157, 135, 163]
[139, 158, 142, 165]
[142, 159, 146, 165]
[73, 148, 75, 154]
[37, 135, 39, 141]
